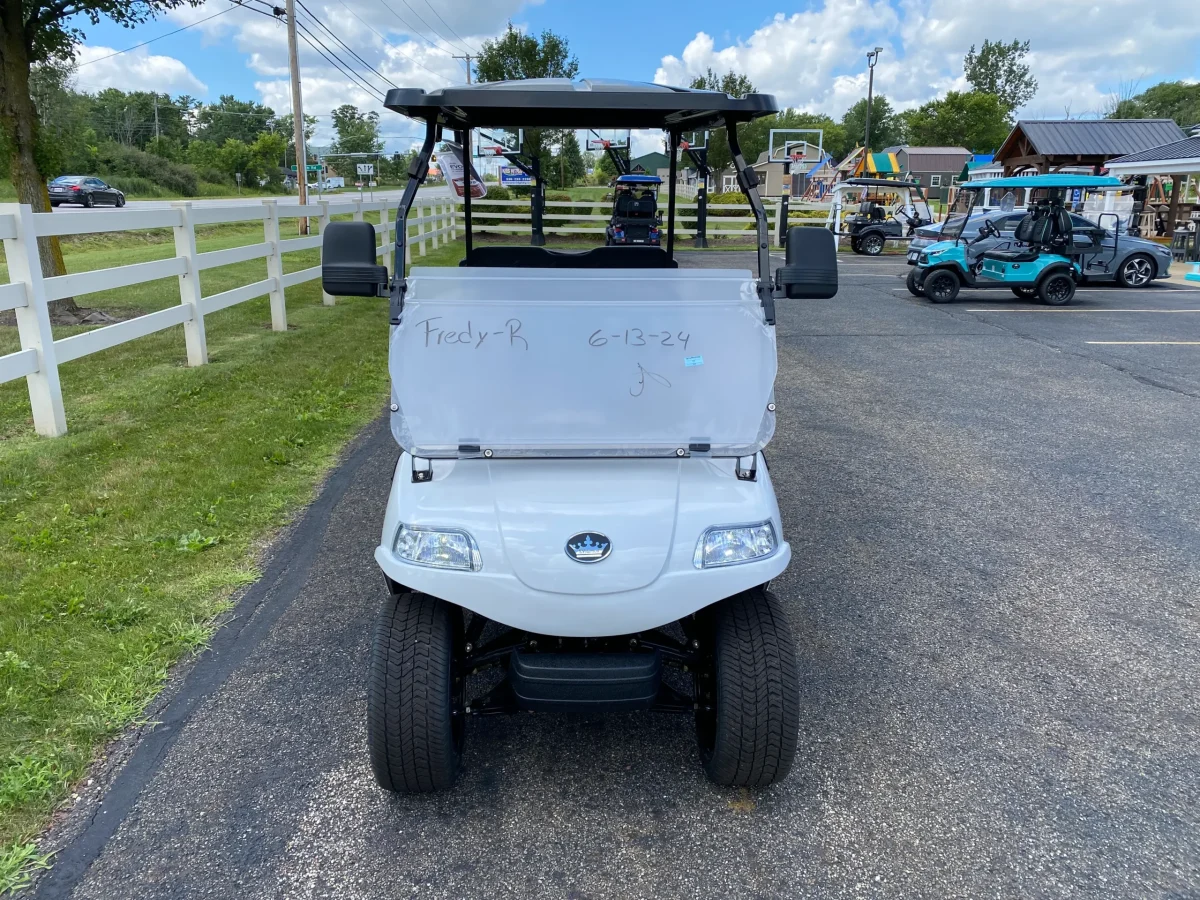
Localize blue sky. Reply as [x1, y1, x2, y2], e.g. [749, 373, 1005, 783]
[69, 0, 1200, 152]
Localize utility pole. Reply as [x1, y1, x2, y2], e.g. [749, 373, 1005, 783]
[154, 97, 159, 141]
[284, 0, 309, 233]
[864, 47, 882, 155]
[452, 54, 473, 83]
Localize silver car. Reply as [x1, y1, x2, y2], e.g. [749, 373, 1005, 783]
[908, 210, 1172, 287]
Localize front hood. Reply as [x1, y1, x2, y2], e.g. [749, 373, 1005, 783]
[489, 459, 678, 595]
[923, 239, 959, 255]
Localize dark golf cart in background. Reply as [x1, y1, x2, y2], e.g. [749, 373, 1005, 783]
[825, 178, 932, 255]
[319, 79, 838, 794]
[606, 174, 662, 245]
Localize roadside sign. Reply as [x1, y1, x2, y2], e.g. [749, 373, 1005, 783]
[500, 165, 532, 187]
[356, 163, 375, 176]
[290, 164, 322, 172]
[369, 181, 378, 187]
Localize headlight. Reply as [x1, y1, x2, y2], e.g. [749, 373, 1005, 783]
[693, 521, 777, 568]
[393, 524, 481, 571]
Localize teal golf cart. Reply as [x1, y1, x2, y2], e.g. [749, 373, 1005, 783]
[907, 175, 1124, 305]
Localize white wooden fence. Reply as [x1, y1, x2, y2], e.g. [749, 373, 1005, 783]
[0, 197, 454, 437]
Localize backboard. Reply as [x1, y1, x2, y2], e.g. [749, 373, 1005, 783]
[585, 128, 631, 153]
[474, 127, 523, 158]
[768, 128, 824, 164]
[680, 129, 709, 152]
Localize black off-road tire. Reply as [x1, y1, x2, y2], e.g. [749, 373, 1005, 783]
[861, 233, 885, 256]
[906, 268, 924, 296]
[850, 237, 862, 254]
[923, 269, 960, 303]
[367, 592, 464, 793]
[696, 588, 800, 788]
[1039, 272, 1076, 306]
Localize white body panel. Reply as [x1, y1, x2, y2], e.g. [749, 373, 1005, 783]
[376, 452, 790, 637]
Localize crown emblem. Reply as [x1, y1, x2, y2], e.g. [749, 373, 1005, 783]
[565, 532, 612, 563]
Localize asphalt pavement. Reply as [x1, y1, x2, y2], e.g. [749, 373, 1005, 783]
[30, 253, 1200, 899]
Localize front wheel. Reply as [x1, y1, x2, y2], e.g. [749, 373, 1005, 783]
[860, 233, 885, 256]
[906, 268, 924, 296]
[923, 269, 961, 303]
[1039, 272, 1076, 306]
[115, 195, 126, 208]
[367, 592, 464, 793]
[696, 588, 800, 788]
[1116, 253, 1155, 288]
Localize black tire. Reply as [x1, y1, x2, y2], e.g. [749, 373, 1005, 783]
[367, 592, 464, 793]
[696, 588, 800, 788]
[906, 268, 924, 296]
[1116, 253, 1155, 288]
[83, 193, 94, 208]
[115, 194, 126, 208]
[1039, 272, 1076, 306]
[1011, 286, 1036, 298]
[850, 237, 862, 254]
[923, 268, 960, 303]
[861, 233, 885, 256]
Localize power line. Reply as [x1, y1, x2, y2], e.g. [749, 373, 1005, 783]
[294, 19, 385, 101]
[75, 4, 239, 67]
[393, 0, 464, 55]
[332, 0, 452, 84]
[374, 0, 449, 56]
[419, 0, 477, 55]
[296, 0, 397, 90]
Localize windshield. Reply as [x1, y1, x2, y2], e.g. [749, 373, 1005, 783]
[940, 189, 977, 242]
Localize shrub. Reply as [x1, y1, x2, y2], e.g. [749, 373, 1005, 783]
[103, 175, 168, 198]
[705, 190, 751, 216]
[93, 142, 198, 196]
[484, 184, 512, 200]
[197, 166, 230, 186]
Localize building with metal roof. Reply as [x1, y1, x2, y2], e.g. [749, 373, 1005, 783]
[995, 119, 1187, 175]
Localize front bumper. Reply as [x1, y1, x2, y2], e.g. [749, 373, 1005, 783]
[375, 452, 790, 637]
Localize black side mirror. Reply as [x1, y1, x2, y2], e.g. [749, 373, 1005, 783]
[321, 221, 389, 297]
[777, 227, 838, 299]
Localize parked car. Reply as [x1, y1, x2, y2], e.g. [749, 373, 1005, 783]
[909, 210, 1173, 287]
[48, 175, 125, 208]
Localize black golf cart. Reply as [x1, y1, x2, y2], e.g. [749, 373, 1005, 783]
[606, 174, 663, 245]
[319, 79, 838, 793]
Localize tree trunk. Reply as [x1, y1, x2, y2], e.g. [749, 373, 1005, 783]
[0, 6, 76, 313]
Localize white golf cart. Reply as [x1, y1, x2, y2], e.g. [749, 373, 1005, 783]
[825, 177, 933, 255]
[321, 80, 838, 791]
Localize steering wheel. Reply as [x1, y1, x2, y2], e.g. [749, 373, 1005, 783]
[970, 219, 1000, 244]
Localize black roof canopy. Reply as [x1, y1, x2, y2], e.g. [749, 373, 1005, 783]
[383, 78, 778, 131]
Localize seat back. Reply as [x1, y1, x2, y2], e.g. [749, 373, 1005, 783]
[1013, 213, 1052, 247]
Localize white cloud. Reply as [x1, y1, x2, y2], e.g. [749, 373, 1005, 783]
[73, 45, 207, 95]
[656, 0, 1200, 121]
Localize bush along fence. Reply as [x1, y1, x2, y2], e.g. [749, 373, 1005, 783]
[0, 198, 455, 438]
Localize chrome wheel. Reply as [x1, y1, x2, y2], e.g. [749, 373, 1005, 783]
[1119, 255, 1154, 287]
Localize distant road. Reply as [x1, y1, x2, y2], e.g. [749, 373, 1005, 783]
[50, 184, 452, 213]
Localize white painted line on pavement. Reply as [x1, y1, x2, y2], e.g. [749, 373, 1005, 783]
[962, 308, 1200, 313]
[1086, 341, 1200, 345]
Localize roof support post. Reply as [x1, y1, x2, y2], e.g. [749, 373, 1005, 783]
[389, 118, 438, 324]
[729, 124, 772, 319]
[666, 129, 680, 259]
[457, 129, 473, 258]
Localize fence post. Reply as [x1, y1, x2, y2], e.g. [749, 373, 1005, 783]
[352, 201, 364, 223]
[380, 204, 392, 277]
[262, 199, 287, 330]
[319, 200, 335, 306]
[3, 203, 66, 436]
[431, 202, 440, 250]
[418, 203, 427, 256]
[171, 201, 207, 366]
[449, 201, 457, 241]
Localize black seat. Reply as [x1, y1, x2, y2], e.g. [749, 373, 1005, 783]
[614, 192, 634, 217]
[462, 246, 676, 269]
[980, 248, 1041, 263]
[981, 214, 1050, 263]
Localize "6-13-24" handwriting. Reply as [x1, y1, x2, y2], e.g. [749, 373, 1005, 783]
[589, 328, 691, 350]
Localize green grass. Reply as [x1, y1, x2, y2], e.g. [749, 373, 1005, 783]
[0, 216, 442, 892]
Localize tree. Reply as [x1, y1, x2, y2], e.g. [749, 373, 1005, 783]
[475, 24, 579, 169]
[275, 111, 317, 169]
[195, 94, 275, 146]
[546, 130, 584, 189]
[964, 39, 1037, 114]
[689, 68, 756, 99]
[330, 104, 382, 155]
[686, 70, 759, 174]
[0, 0, 202, 305]
[1106, 80, 1200, 127]
[841, 95, 903, 153]
[901, 91, 1011, 151]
